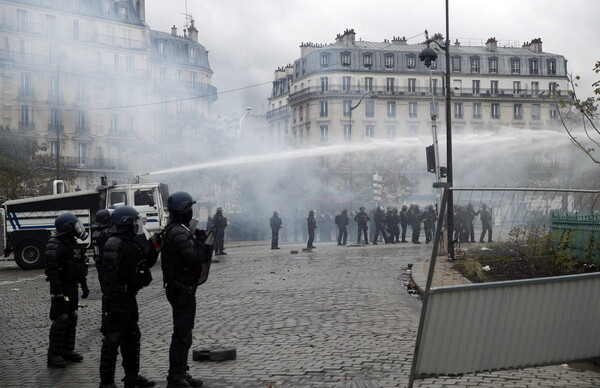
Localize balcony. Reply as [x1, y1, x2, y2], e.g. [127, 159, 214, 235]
[58, 156, 145, 172]
[47, 124, 64, 132]
[18, 121, 35, 131]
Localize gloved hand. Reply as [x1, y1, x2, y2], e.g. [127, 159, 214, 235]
[81, 284, 90, 299]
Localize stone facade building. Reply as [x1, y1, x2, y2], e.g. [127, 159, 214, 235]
[0, 0, 216, 189]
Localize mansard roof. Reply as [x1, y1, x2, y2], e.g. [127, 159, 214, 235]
[149, 30, 212, 72]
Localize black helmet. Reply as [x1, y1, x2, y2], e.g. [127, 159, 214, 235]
[167, 191, 196, 213]
[55, 212, 88, 239]
[359, 207, 365, 212]
[111, 206, 139, 226]
[94, 209, 112, 226]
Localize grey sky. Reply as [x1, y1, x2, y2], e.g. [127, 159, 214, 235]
[145, 0, 599, 119]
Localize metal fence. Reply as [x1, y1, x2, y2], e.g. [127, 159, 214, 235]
[452, 187, 600, 244]
[551, 210, 600, 263]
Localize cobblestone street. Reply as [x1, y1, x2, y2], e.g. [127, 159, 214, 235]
[1, 241, 600, 387]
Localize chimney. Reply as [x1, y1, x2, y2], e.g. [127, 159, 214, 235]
[526, 38, 543, 53]
[485, 37, 497, 52]
[391, 36, 407, 45]
[187, 20, 198, 42]
[134, 0, 145, 21]
[341, 28, 356, 46]
[171, 25, 177, 37]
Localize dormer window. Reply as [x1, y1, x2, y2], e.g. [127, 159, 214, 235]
[341, 52, 351, 67]
[363, 53, 373, 68]
[320, 53, 330, 68]
[511, 58, 521, 74]
[470, 57, 480, 73]
[385, 54, 394, 68]
[529, 59, 539, 74]
[118, 4, 128, 20]
[547, 59, 556, 75]
[407, 55, 416, 70]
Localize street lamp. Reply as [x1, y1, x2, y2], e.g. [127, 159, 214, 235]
[347, 91, 377, 208]
[419, 10, 454, 259]
[55, 52, 67, 181]
[236, 106, 253, 140]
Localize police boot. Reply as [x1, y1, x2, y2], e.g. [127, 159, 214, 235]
[62, 312, 83, 362]
[99, 384, 118, 388]
[166, 375, 190, 388]
[48, 315, 68, 368]
[184, 371, 203, 387]
[100, 333, 119, 387]
[123, 374, 156, 388]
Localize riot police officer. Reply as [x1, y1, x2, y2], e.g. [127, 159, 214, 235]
[306, 210, 317, 249]
[45, 213, 89, 368]
[354, 207, 370, 244]
[373, 206, 389, 244]
[213, 207, 228, 255]
[91, 209, 112, 290]
[335, 209, 349, 245]
[98, 206, 157, 388]
[399, 205, 409, 243]
[270, 211, 282, 249]
[161, 192, 211, 388]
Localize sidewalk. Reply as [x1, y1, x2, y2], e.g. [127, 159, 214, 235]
[411, 255, 471, 293]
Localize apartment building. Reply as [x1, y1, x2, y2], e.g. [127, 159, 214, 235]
[0, 0, 216, 189]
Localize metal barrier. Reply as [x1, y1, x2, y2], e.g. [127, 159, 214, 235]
[551, 210, 600, 263]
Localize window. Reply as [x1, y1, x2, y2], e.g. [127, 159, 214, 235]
[531, 82, 539, 96]
[364, 77, 373, 92]
[342, 76, 351, 92]
[491, 103, 500, 119]
[431, 78, 438, 95]
[550, 108, 558, 119]
[511, 58, 521, 74]
[385, 54, 394, 68]
[50, 108, 61, 128]
[409, 102, 418, 118]
[409, 125, 418, 137]
[77, 110, 88, 131]
[118, 4, 128, 19]
[72, 19, 79, 40]
[110, 191, 127, 206]
[363, 53, 373, 67]
[343, 124, 351, 140]
[489, 58, 498, 74]
[472, 80, 480, 95]
[298, 106, 303, 122]
[319, 101, 328, 117]
[549, 82, 557, 96]
[454, 103, 463, 119]
[77, 79, 86, 101]
[365, 100, 374, 118]
[20, 105, 33, 127]
[320, 77, 328, 92]
[387, 125, 397, 138]
[20, 73, 32, 97]
[320, 53, 329, 68]
[514, 104, 523, 120]
[407, 56, 416, 70]
[490, 80, 499, 95]
[16, 9, 28, 31]
[320, 125, 328, 142]
[46, 14, 56, 35]
[471, 57, 480, 73]
[513, 81, 521, 94]
[77, 142, 89, 166]
[110, 114, 119, 133]
[386, 101, 396, 118]
[103, 1, 111, 16]
[191, 72, 197, 88]
[386, 78, 394, 92]
[473, 103, 482, 119]
[341, 52, 351, 67]
[126, 56, 134, 73]
[532, 104, 541, 120]
[134, 190, 153, 206]
[49, 76, 59, 98]
[408, 78, 416, 93]
[452, 57, 461, 72]
[365, 125, 374, 138]
[547, 59, 556, 75]
[343, 100, 351, 117]
[188, 48, 196, 63]
[529, 59, 539, 74]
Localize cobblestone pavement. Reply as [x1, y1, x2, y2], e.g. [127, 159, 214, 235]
[1, 240, 600, 387]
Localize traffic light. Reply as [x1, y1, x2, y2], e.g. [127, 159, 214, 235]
[426, 145, 436, 173]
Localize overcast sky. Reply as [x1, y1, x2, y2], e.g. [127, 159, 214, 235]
[145, 0, 599, 119]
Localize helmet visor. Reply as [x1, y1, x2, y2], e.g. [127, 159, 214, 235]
[133, 217, 145, 235]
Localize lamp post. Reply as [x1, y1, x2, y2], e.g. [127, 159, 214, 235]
[418, 0, 454, 259]
[55, 52, 67, 181]
[347, 91, 376, 208]
[236, 106, 253, 140]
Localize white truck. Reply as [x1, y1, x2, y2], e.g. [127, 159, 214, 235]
[0, 178, 169, 270]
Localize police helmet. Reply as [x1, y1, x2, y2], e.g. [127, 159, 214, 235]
[167, 191, 196, 213]
[94, 209, 112, 226]
[216, 207, 224, 214]
[55, 212, 88, 239]
[376, 205, 383, 211]
[402, 205, 408, 211]
[111, 206, 139, 226]
[359, 207, 365, 212]
[309, 210, 315, 216]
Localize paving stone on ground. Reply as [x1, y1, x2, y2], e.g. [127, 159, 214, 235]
[0, 241, 599, 387]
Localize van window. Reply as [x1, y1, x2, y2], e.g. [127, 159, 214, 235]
[134, 190, 153, 206]
[109, 191, 127, 206]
